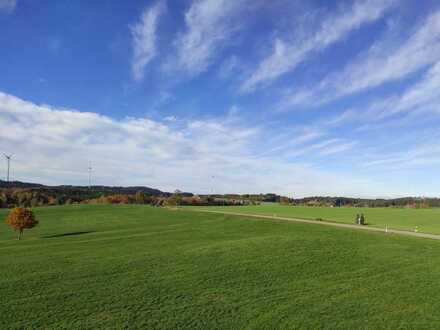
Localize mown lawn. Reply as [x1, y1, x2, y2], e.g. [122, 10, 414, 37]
[2, 204, 440, 328]
[195, 204, 440, 234]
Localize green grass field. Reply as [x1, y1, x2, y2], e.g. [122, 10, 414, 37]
[196, 204, 440, 234]
[2, 204, 440, 328]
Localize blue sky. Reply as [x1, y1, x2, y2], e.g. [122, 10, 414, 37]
[1, 0, 440, 197]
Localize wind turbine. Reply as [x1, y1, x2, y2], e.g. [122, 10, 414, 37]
[87, 161, 93, 188]
[211, 175, 215, 196]
[3, 154, 13, 182]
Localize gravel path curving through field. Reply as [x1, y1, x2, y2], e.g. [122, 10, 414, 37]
[192, 209, 440, 241]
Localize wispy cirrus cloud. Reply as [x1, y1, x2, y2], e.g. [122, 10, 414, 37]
[259, 127, 326, 157]
[130, 1, 165, 81]
[281, 11, 440, 109]
[386, 62, 440, 117]
[322, 60, 440, 130]
[172, 0, 249, 75]
[240, 0, 395, 93]
[0, 0, 16, 13]
[283, 138, 356, 159]
[362, 141, 440, 171]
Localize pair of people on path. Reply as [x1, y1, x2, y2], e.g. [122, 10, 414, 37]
[356, 213, 365, 225]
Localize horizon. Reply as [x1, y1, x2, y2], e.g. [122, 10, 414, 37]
[1, 178, 438, 200]
[1, 0, 440, 198]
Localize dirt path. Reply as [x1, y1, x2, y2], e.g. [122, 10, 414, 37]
[193, 209, 440, 241]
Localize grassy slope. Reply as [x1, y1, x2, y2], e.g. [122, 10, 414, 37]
[196, 204, 440, 234]
[1, 205, 440, 328]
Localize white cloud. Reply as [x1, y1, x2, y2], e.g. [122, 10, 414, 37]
[325, 61, 440, 129]
[130, 2, 165, 81]
[218, 55, 242, 80]
[259, 128, 325, 157]
[388, 62, 440, 116]
[0, 91, 390, 197]
[283, 138, 356, 158]
[241, 0, 395, 92]
[163, 115, 177, 122]
[281, 11, 440, 109]
[0, 0, 16, 13]
[363, 142, 440, 171]
[173, 0, 248, 75]
[318, 141, 356, 156]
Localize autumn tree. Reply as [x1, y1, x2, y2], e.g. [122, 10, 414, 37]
[135, 191, 147, 204]
[166, 190, 182, 207]
[279, 197, 291, 205]
[5, 207, 39, 240]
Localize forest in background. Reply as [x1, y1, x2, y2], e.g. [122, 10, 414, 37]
[0, 180, 438, 208]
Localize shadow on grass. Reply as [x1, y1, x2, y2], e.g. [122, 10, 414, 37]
[43, 231, 95, 239]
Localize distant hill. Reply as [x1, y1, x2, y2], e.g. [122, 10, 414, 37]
[0, 180, 44, 189]
[0, 180, 164, 196]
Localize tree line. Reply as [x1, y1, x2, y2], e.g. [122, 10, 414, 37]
[0, 188, 258, 208]
[1, 181, 439, 209]
[290, 196, 438, 208]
